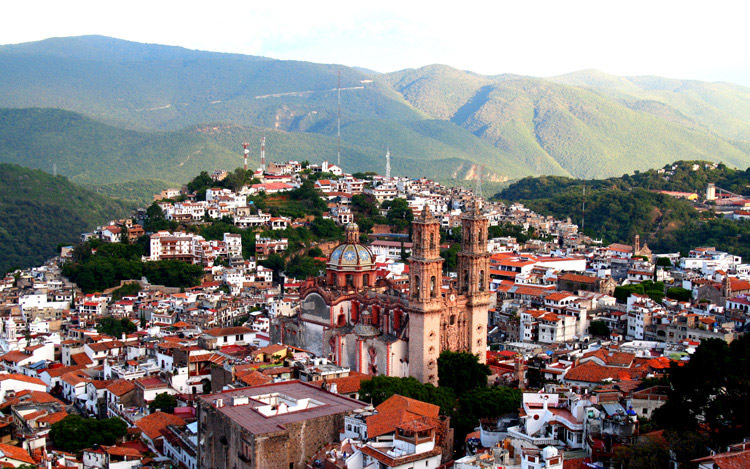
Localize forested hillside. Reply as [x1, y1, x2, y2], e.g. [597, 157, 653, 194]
[494, 161, 750, 259]
[0, 164, 134, 274]
[0, 36, 530, 185]
[384, 67, 750, 178]
[1, 36, 750, 185]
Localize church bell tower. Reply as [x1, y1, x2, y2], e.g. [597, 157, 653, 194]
[456, 200, 490, 362]
[408, 207, 444, 384]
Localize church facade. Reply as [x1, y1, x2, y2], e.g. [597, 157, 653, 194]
[272, 205, 490, 385]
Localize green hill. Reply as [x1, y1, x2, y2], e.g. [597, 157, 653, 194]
[384, 66, 750, 178]
[0, 164, 134, 274]
[549, 69, 750, 142]
[0, 108, 529, 194]
[2, 36, 750, 182]
[493, 161, 750, 259]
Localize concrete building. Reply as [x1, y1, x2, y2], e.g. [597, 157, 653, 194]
[197, 381, 367, 469]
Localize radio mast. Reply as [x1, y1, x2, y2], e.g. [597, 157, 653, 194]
[242, 141, 250, 171]
[337, 70, 341, 167]
[385, 147, 391, 180]
[260, 136, 266, 172]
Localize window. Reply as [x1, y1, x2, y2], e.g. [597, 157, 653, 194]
[479, 270, 485, 291]
[414, 276, 420, 298]
[462, 271, 469, 292]
[430, 276, 437, 297]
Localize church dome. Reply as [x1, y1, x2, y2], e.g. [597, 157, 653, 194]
[327, 223, 375, 272]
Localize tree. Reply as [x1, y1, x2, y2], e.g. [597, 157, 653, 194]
[359, 376, 456, 415]
[655, 256, 672, 267]
[260, 254, 286, 280]
[149, 392, 177, 413]
[96, 317, 137, 338]
[653, 335, 750, 446]
[453, 386, 521, 444]
[588, 320, 611, 337]
[51, 415, 127, 452]
[285, 255, 324, 279]
[666, 287, 692, 302]
[144, 202, 174, 232]
[612, 436, 670, 469]
[385, 198, 413, 231]
[308, 246, 323, 258]
[437, 351, 490, 396]
[440, 244, 460, 272]
[186, 171, 214, 200]
[310, 217, 342, 239]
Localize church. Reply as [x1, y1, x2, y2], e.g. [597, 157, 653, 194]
[272, 203, 491, 385]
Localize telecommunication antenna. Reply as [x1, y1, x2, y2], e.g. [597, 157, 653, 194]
[260, 136, 266, 172]
[337, 70, 341, 167]
[53, 163, 57, 177]
[475, 165, 484, 200]
[385, 147, 391, 180]
[242, 141, 250, 171]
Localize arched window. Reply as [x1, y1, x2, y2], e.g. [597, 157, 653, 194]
[479, 270, 485, 291]
[462, 270, 469, 292]
[345, 274, 354, 288]
[430, 275, 437, 297]
[363, 274, 370, 286]
[430, 232, 436, 251]
[413, 275, 420, 298]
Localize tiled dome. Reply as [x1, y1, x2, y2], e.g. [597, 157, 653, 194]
[327, 223, 375, 271]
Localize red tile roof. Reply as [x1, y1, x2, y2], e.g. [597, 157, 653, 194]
[71, 352, 93, 366]
[326, 371, 370, 395]
[367, 394, 440, 438]
[106, 380, 136, 397]
[0, 443, 34, 464]
[0, 351, 31, 363]
[692, 449, 750, 468]
[0, 373, 45, 387]
[135, 412, 185, 441]
[204, 326, 253, 337]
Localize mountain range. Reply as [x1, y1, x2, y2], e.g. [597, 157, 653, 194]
[1, 35, 750, 197]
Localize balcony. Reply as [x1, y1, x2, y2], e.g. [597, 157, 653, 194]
[507, 425, 559, 446]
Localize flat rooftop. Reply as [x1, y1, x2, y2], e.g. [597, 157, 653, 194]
[200, 381, 367, 435]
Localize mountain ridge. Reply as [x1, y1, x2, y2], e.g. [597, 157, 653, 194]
[0, 36, 749, 183]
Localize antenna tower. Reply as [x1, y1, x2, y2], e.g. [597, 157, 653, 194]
[385, 147, 391, 180]
[53, 163, 57, 177]
[474, 165, 484, 200]
[242, 141, 250, 171]
[337, 70, 341, 167]
[260, 136, 266, 173]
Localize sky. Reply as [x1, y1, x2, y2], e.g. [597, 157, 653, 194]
[2, 0, 750, 86]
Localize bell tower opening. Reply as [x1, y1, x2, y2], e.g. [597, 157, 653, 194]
[409, 206, 443, 303]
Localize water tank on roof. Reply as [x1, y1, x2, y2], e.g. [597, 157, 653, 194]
[542, 446, 559, 460]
